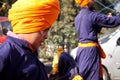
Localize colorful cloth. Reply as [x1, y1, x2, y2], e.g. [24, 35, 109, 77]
[0, 36, 49, 80]
[75, 0, 89, 7]
[74, 8, 120, 80]
[72, 75, 83, 80]
[52, 47, 63, 74]
[8, 0, 60, 33]
[78, 42, 106, 58]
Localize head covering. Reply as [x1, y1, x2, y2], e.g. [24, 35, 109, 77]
[75, 0, 90, 7]
[8, 0, 60, 34]
[57, 47, 63, 53]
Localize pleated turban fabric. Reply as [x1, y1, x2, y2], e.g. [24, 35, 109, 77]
[75, 0, 90, 7]
[8, 0, 60, 33]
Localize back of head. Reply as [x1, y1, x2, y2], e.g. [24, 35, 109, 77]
[8, 0, 60, 34]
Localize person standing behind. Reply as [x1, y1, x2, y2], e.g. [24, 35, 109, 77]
[49, 45, 83, 80]
[49, 45, 64, 79]
[74, 0, 120, 80]
[0, 0, 60, 80]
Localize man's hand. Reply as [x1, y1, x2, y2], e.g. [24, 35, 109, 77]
[108, 13, 112, 17]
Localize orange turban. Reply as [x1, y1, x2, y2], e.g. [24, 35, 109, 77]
[8, 0, 60, 33]
[75, 0, 90, 7]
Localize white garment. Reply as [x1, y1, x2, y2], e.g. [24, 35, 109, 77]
[70, 47, 78, 60]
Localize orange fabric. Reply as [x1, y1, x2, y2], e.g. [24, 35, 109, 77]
[75, 0, 90, 7]
[52, 47, 63, 73]
[100, 60, 103, 78]
[78, 42, 106, 58]
[8, 0, 60, 34]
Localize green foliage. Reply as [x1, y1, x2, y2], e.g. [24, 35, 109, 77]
[0, 0, 16, 16]
[47, 0, 79, 50]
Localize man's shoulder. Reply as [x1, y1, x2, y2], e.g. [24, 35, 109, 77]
[0, 41, 12, 52]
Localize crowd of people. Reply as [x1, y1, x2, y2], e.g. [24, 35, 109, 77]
[0, 0, 120, 80]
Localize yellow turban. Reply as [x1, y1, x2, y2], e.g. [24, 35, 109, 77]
[75, 0, 90, 7]
[8, 0, 60, 33]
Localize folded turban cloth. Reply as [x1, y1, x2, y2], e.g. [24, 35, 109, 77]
[75, 0, 90, 7]
[8, 0, 60, 33]
[52, 47, 63, 73]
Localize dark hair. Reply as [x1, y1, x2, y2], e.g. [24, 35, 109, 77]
[0, 2, 3, 7]
[2, 28, 8, 35]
